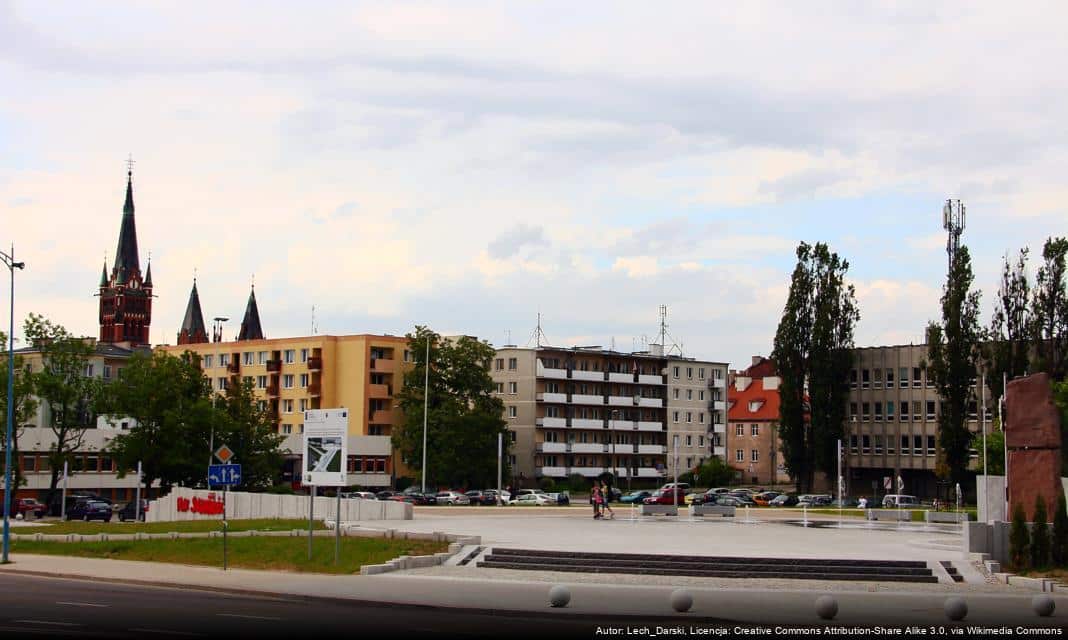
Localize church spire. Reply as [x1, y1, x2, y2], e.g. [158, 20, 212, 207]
[177, 278, 208, 345]
[144, 256, 153, 288]
[99, 257, 108, 288]
[237, 285, 264, 341]
[112, 166, 141, 284]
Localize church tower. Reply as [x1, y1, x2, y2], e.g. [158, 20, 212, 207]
[237, 285, 264, 341]
[177, 278, 208, 345]
[98, 165, 153, 346]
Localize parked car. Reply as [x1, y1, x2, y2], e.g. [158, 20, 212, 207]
[117, 499, 148, 522]
[6, 498, 47, 519]
[710, 495, 749, 508]
[481, 489, 510, 504]
[620, 490, 651, 504]
[465, 490, 492, 505]
[545, 492, 570, 505]
[67, 499, 113, 522]
[882, 494, 920, 508]
[49, 492, 109, 517]
[375, 490, 397, 500]
[514, 493, 555, 506]
[705, 487, 731, 495]
[386, 494, 417, 504]
[508, 489, 547, 504]
[831, 498, 859, 508]
[604, 487, 622, 502]
[435, 491, 471, 506]
[797, 494, 832, 507]
[753, 492, 780, 506]
[341, 491, 378, 500]
[643, 488, 688, 505]
[658, 482, 691, 493]
[769, 494, 799, 507]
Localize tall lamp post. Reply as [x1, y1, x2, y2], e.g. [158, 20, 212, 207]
[421, 332, 431, 493]
[2, 246, 26, 564]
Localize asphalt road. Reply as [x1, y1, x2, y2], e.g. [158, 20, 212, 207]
[0, 573, 702, 639]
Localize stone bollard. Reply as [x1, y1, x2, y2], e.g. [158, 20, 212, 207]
[815, 596, 838, 620]
[1032, 595, 1055, 617]
[670, 589, 693, 613]
[944, 597, 967, 621]
[549, 585, 571, 608]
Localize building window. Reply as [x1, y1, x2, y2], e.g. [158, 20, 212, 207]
[508, 381, 518, 394]
[699, 413, 704, 423]
[887, 436, 895, 454]
[510, 430, 517, 443]
[283, 399, 294, 413]
[901, 402, 910, 422]
[874, 435, 883, 454]
[912, 367, 922, 388]
[850, 369, 857, 388]
[495, 358, 504, 371]
[751, 449, 759, 462]
[686, 435, 692, 446]
[887, 402, 895, 419]
[913, 435, 923, 456]
[673, 388, 680, 399]
[686, 412, 692, 423]
[861, 369, 870, 388]
[686, 367, 693, 379]
[735, 424, 744, 437]
[751, 424, 759, 436]
[685, 389, 692, 400]
[699, 390, 705, 401]
[508, 358, 517, 371]
[103, 365, 112, 380]
[874, 402, 883, 421]
[244, 352, 254, 365]
[673, 366, 680, 379]
[735, 449, 744, 462]
[219, 354, 230, 367]
[849, 402, 858, 421]
[506, 406, 517, 418]
[494, 382, 503, 393]
[256, 375, 266, 389]
[850, 435, 858, 453]
[204, 355, 214, 368]
[886, 368, 894, 384]
[85, 363, 95, 377]
[283, 374, 294, 389]
[862, 435, 870, 454]
[873, 368, 883, 388]
[217, 377, 228, 390]
[300, 373, 309, 388]
[698, 367, 705, 380]
[282, 424, 292, 435]
[862, 402, 870, 421]
[299, 399, 307, 412]
[258, 351, 268, 364]
[699, 435, 705, 447]
[300, 348, 309, 363]
[901, 435, 910, 455]
[927, 435, 936, 456]
[673, 411, 679, 423]
[257, 400, 267, 412]
[926, 401, 936, 420]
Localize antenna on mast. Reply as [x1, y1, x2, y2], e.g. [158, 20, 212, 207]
[527, 312, 549, 348]
[311, 305, 317, 335]
[943, 199, 966, 271]
[651, 305, 683, 357]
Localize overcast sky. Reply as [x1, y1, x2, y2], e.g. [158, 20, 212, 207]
[3, 1, 1066, 368]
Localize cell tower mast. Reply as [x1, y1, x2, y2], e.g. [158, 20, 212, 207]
[943, 199, 966, 271]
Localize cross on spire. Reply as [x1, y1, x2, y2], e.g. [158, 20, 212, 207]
[126, 153, 136, 177]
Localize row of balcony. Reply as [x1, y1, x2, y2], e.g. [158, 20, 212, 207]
[536, 392, 665, 408]
[537, 442, 667, 455]
[537, 365, 667, 386]
[535, 417, 666, 432]
[536, 466, 666, 478]
[236, 357, 321, 373]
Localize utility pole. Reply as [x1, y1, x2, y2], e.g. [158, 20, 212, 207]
[421, 333, 430, 493]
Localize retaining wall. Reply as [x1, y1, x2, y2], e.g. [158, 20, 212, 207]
[146, 487, 412, 522]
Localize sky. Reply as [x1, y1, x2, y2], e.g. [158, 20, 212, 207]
[2, 1, 1067, 369]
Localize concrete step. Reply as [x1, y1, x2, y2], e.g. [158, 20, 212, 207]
[940, 561, 964, 583]
[484, 553, 933, 576]
[487, 547, 928, 569]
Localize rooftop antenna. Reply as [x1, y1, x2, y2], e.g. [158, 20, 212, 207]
[655, 305, 684, 357]
[943, 199, 966, 271]
[125, 153, 135, 177]
[505, 329, 512, 345]
[527, 312, 549, 348]
[311, 305, 317, 335]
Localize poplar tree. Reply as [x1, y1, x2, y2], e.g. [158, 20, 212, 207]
[1030, 237, 1068, 381]
[987, 249, 1031, 401]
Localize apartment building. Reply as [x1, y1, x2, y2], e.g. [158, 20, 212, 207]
[726, 357, 792, 486]
[846, 344, 987, 499]
[490, 345, 727, 487]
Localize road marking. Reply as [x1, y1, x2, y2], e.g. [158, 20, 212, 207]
[14, 620, 83, 627]
[56, 601, 110, 608]
[129, 628, 202, 637]
[215, 613, 282, 621]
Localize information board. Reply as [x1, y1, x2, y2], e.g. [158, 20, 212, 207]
[302, 409, 348, 486]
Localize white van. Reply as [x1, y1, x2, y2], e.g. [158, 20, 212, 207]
[882, 494, 919, 508]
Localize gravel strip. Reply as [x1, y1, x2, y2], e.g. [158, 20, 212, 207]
[399, 564, 1034, 594]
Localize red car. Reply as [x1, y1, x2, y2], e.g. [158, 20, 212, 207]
[7, 498, 47, 518]
[643, 488, 688, 505]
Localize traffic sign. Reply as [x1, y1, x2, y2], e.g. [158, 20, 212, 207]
[883, 476, 891, 490]
[214, 445, 234, 464]
[208, 464, 242, 486]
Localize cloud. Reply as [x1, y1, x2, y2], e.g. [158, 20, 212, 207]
[486, 224, 549, 259]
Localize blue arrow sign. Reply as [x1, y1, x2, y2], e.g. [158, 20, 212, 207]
[208, 464, 242, 486]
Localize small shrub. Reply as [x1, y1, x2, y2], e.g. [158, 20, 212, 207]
[1010, 502, 1030, 571]
[539, 477, 556, 492]
[1053, 493, 1068, 568]
[1031, 495, 1051, 569]
[568, 473, 588, 492]
[265, 483, 295, 495]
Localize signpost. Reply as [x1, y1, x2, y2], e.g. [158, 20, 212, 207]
[60, 461, 69, 520]
[303, 409, 348, 564]
[210, 445, 240, 571]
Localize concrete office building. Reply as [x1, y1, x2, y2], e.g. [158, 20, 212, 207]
[490, 345, 727, 487]
[845, 344, 987, 500]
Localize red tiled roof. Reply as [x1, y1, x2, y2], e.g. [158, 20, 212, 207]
[743, 357, 777, 378]
[727, 376, 780, 422]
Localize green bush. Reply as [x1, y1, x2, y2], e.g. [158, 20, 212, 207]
[568, 473, 589, 492]
[265, 483, 295, 495]
[678, 471, 696, 486]
[1053, 494, 1068, 567]
[1010, 502, 1030, 571]
[539, 477, 556, 492]
[691, 457, 734, 488]
[1032, 495, 1051, 569]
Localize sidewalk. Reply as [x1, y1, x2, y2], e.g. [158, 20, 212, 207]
[2, 553, 1064, 627]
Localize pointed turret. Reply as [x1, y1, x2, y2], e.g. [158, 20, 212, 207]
[177, 279, 208, 345]
[99, 259, 108, 288]
[112, 170, 141, 284]
[144, 260, 153, 288]
[237, 286, 264, 341]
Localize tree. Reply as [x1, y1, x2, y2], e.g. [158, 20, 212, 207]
[217, 377, 284, 490]
[1031, 237, 1068, 380]
[926, 246, 983, 486]
[1032, 494, 1051, 570]
[0, 330, 38, 491]
[1010, 501, 1030, 571]
[690, 456, 735, 488]
[1052, 494, 1068, 567]
[393, 327, 509, 490]
[987, 249, 1031, 402]
[102, 350, 216, 495]
[968, 425, 1004, 475]
[772, 242, 859, 493]
[24, 314, 101, 505]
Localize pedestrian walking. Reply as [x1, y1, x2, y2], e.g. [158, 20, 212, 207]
[601, 481, 615, 519]
[591, 484, 603, 519]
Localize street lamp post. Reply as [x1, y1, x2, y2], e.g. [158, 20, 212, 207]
[421, 333, 430, 493]
[2, 246, 26, 564]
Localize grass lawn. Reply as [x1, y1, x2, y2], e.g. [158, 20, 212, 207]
[11, 536, 447, 574]
[14, 518, 325, 535]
